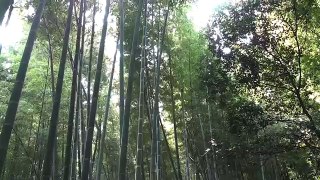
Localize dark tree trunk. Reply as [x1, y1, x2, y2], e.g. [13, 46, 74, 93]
[159, 119, 179, 180]
[0, 0, 47, 174]
[81, 0, 111, 178]
[168, 53, 182, 180]
[87, 0, 96, 125]
[118, 0, 144, 178]
[96, 37, 118, 180]
[41, 0, 74, 178]
[63, 0, 84, 178]
[119, 0, 125, 140]
[135, 0, 147, 179]
[151, 5, 169, 180]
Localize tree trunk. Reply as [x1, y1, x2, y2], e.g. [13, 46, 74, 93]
[168, 53, 182, 180]
[159, 119, 179, 180]
[0, 0, 47, 174]
[151, 5, 169, 180]
[199, 116, 212, 180]
[260, 154, 265, 180]
[135, 2, 147, 178]
[96, 38, 118, 180]
[87, 0, 96, 126]
[207, 96, 218, 180]
[63, 0, 84, 179]
[118, 0, 144, 178]
[119, 0, 125, 140]
[181, 88, 190, 180]
[41, 0, 74, 178]
[81, 0, 111, 178]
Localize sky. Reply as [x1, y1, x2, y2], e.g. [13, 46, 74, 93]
[0, 10, 24, 49]
[188, 0, 228, 31]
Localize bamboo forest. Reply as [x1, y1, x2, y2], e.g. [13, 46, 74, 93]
[1, 0, 320, 179]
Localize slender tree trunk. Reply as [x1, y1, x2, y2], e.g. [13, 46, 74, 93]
[181, 88, 190, 180]
[119, 0, 125, 140]
[208, 101, 218, 180]
[78, 103, 85, 178]
[168, 53, 182, 180]
[260, 154, 265, 180]
[91, 121, 101, 180]
[150, 7, 158, 179]
[159, 119, 179, 180]
[144, 87, 154, 180]
[52, 135, 59, 178]
[73, 50, 86, 178]
[87, 0, 96, 125]
[135, 1, 147, 178]
[63, 0, 84, 178]
[118, 0, 144, 178]
[80, 100, 86, 176]
[41, 0, 74, 178]
[151, 5, 169, 180]
[48, 34, 58, 175]
[75, 1, 86, 177]
[43, 18, 56, 99]
[145, 65, 154, 141]
[199, 116, 212, 180]
[72, 44, 83, 179]
[96, 38, 118, 180]
[81, 0, 111, 178]
[0, 0, 47, 174]
[71, 117, 77, 180]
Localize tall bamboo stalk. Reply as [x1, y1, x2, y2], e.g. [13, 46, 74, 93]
[96, 38, 119, 180]
[199, 115, 212, 180]
[42, 0, 74, 178]
[181, 88, 190, 180]
[87, 0, 97, 125]
[135, 1, 147, 178]
[81, 0, 111, 178]
[63, 0, 84, 178]
[119, 0, 125, 139]
[0, 0, 47, 174]
[118, 0, 144, 178]
[168, 52, 182, 180]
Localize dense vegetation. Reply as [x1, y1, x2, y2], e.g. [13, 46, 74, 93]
[0, 0, 320, 179]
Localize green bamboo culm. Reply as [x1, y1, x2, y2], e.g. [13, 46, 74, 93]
[41, 0, 74, 178]
[119, 0, 125, 140]
[81, 0, 111, 178]
[96, 37, 119, 180]
[63, 0, 84, 178]
[169, 52, 183, 180]
[87, 0, 96, 129]
[151, 4, 170, 180]
[118, 0, 144, 179]
[134, 0, 147, 179]
[0, 0, 47, 174]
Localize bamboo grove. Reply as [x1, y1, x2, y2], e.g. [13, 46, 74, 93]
[1, 0, 320, 179]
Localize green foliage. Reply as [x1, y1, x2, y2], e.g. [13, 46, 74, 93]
[1, 0, 320, 179]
